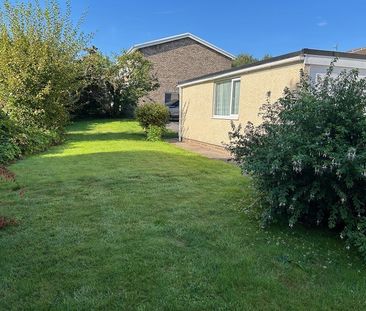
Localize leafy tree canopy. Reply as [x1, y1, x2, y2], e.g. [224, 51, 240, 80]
[74, 49, 159, 118]
[0, 0, 88, 130]
[232, 53, 272, 67]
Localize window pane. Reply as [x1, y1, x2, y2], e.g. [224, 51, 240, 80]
[231, 80, 240, 115]
[165, 92, 179, 103]
[214, 81, 231, 116]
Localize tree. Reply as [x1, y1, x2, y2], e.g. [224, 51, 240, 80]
[111, 51, 159, 117]
[232, 53, 273, 67]
[232, 53, 258, 67]
[0, 0, 88, 164]
[75, 50, 159, 118]
[74, 46, 114, 118]
[0, 0, 87, 131]
[227, 65, 366, 260]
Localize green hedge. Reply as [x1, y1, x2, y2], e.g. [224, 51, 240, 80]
[0, 110, 62, 165]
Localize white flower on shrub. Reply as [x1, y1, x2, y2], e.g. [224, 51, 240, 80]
[331, 158, 340, 168]
[292, 159, 302, 173]
[347, 147, 356, 161]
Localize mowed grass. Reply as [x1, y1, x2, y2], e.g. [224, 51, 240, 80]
[0, 120, 365, 310]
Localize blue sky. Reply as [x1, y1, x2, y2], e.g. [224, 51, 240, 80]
[66, 0, 365, 57]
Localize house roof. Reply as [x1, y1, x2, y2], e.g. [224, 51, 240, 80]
[178, 48, 366, 87]
[127, 33, 235, 60]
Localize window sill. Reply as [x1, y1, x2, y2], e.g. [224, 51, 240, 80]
[212, 115, 239, 120]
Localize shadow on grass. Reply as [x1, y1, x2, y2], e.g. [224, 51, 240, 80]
[67, 132, 178, 142]
[66, 132, 146, 142]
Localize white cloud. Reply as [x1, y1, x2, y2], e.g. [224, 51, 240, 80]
[317, 21, 328, 27]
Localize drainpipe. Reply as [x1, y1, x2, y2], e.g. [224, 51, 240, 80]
[178, 86, 182, 142]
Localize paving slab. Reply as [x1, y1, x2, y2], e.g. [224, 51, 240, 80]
[169, 139, 232, 162]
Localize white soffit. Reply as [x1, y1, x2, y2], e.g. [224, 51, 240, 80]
[128, 33, 235, 59]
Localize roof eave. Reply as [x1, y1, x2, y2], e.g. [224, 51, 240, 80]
[178, 50, 305, 87]
[127, 33, 235, 59]
[178, 48, 366, 87]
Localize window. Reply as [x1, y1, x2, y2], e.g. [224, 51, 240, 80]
[165, 92, 179, 103]
[213, 78, 240, 118]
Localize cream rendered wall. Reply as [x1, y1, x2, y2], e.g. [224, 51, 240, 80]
[181, 61, 304, 146]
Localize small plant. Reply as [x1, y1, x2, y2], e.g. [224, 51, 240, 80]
[136, 103, 169, 130]
[146, 125, 164, 141]
[227, 65, 366, 260]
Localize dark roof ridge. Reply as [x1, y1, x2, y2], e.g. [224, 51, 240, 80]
[178, 48, 366, 86]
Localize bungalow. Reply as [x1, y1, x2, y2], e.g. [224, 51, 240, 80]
[177, 49, 366, 147]
[128, 33, 234, 104]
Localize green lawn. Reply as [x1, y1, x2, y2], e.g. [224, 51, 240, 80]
[1, 120, 365, 310]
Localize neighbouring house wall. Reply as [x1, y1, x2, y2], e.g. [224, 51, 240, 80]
[180, 61, 304, 146]
[138, 38, 232, 104]
[350, 48, 366, 55]
[306, 64, 366, 80]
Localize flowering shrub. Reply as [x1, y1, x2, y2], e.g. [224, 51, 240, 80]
[227, 66, 366, 259]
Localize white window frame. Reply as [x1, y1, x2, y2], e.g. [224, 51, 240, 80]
[212, 78, 240, 120]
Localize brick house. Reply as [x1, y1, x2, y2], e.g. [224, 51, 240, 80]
[349, 47, 366, 55]
[128, 33, 234, 104]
